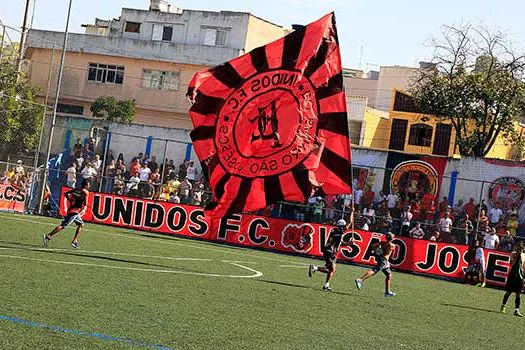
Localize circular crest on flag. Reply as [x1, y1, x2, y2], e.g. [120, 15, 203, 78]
[488, 177, 525, 210]
[390, 160, 439, 198]
[216, 69, 318, 178]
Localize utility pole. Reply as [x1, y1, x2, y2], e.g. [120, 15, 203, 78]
[38, 0, 73, 213]
[17, 0, 32, 72]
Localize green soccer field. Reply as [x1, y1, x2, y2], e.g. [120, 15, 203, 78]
[0, 212, 522, 350]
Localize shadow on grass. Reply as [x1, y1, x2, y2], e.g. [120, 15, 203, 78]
[256, 279, 355, 297]
[0, 241, 207, 273]
[441, 303, 500, 314]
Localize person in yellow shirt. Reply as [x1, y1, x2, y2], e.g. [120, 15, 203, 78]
[507, 214, 519, 237]
[158, 185, 171, 201]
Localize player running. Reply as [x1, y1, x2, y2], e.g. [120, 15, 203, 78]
[43, 178, 91, 249]
[355, 232, 397, 297]
[500, 242, 525, 317]
[308, 219, 351, 292]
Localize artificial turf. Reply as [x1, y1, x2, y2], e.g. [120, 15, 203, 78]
[0, 212, 522, 349]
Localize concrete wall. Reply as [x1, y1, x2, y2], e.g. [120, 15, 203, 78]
[27, 30, 242, 67]
[345, 76, 379, 109]
[244, 15, 286, 53]
[361, 108, 390, 149]
[27, 48, 201, 129]
[375, 66, 419, 112]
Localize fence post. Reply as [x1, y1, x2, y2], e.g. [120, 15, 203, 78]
[99, 131, 111, 192]
[160, 140, 169, 185]
[475, 181, 486, 234]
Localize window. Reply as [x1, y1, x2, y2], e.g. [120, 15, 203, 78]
[393, 91, 421, 113]
[142, 70, 180, 91]
[162, 26, 173, 41]
[203, 28, 228, 46]
[408, 123, 433, 147]
[88, 63, 124, 84]
[57, 103, 84, 115]
[124, 21, 141, 33]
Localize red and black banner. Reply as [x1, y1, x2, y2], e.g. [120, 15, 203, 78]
[187, 13, 351, 216]
[60, 188, 512, 287]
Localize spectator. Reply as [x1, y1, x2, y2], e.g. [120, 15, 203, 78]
[507, 205, 519, 220]
[114, 174, 125, 195]
[138, 163, 152, 197]
[186, 161, 196, 185]
[73, 138, 83, 158]
[168, 175, 181, 195]
[148, 156, 158, 173]
[353, 187, 364, 208]
[499, 232, 514, 252]
[178, 160, 188, 180]
[81, 162, 97, 181]
[0, 171, 9, 184]
[439, 196, 449, 216]
[409, 222, 425, 239]
[14, 160, 25, 177]
[130, 159, 141, 177]
[474, 240, 486, 287]
[127, 173, 140, 197]
[169, 192, 181, 204]
[411, 199, 421, 223]
[476, 200, 488, 218]
[313, 198, 325, 223]
[489, 204, 503, 227]
[85, 138, 95, 160]
[386, 191, 398, 213]
[363, 204, 376, 224]
[142, 153, 150, 165]
[438, 210, 453, 241]
[458, 214, 474, 245]
[105, 150, 115, 164]
[104, 160, 117, 193]
[116, 159, 126, 177]
[507, 214, 519, 237]
[478, 210, 489, 232]
[117, 153, 125, 164]
[66, 163, 77, 188]
[159, 186, 170, 201]
[144, 180, 155, 199]
[193, 184, 204, 206]
[452, 199, 464, 221]
[483, 228, 500, 250]
[361, 218, 371, 231]
[430, 229, 441, 242]
[463, 198, 476, 219]
[150, 168, 162, 198]
[179, 177, 193, 204]
[92, 154, 102, 174]
[400, 205, 413, 236]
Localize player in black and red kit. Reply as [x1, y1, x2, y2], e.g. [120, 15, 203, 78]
[43, 179, 91, 249]
[308, 219, 351, 292]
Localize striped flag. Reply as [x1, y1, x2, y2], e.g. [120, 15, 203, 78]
[187, 12, 352, 216]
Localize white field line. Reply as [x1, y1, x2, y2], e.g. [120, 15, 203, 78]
[0, 214, 311, 266]
[278, 265, 310, 268]
[0, 252, 263, 279]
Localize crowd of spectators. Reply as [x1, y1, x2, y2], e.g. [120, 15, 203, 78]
[0, 159, 30, 190]
[66, 138, 212, 207]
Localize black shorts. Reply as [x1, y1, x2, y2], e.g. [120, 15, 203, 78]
[323, 251, 336, 270]
[505, 276, 524, 293]
[372, 256, 391, 276]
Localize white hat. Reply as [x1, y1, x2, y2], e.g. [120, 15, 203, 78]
[336, 219, 346, 227]
[16, 160, 22, 164]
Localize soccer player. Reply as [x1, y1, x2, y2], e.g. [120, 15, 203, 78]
[308, 219, 351, 292]
[43, 179, 91, 249]
[355, 232, 396, 297]
[500, 242, 525, 317]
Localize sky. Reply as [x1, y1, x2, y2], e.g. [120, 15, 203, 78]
[1, 0, 524, 69]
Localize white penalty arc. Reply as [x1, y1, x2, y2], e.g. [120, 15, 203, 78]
[0, 253, 263, 279]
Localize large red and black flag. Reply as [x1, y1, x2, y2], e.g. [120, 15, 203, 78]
[187, 13, 351, 216]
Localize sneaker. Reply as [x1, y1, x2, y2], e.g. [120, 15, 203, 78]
[70, 241, 79, 249]
[385, 291, 397, 297]
[500, 306, 506, 314]
[308, 265, 315, 278]
[478, 283, 486, 288]
[322, 286, 333, 292]
[43, 234, 50, 247]
[355, 279, 363, 290]
[514, 310, 523, 317]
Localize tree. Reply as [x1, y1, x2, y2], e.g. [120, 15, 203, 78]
[0, 45, 45, 160]
[411, 25, 525, 157]
[90, 96, 136, 124]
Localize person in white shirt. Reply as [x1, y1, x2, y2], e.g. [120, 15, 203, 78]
[179, 178, 193, 204]
[439, 214, 453, 240]
[363, 205, 376, 224]
[354, 188, 364, 207]
[483, 228, 500, 250]
[92, 154, 102, 174]
[66, 163, 77, 188]
[138, 164, 152, 182]
[169, 192, 181, 204]
[489, 205, 503, 226]
[400, 205, 413, 236]
[409, 223, 425, 239]
[127, 174, 141, 197]
[386, 192, 398, 210]
[474, 241, 486, 287]
[186, 161, 196, 185]
[81, 163, 97, 180]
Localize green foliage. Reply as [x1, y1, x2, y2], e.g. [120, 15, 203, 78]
[411, 25, 525, 157]
[0, 53, 44, 159]
[90, 96, 136, 124]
